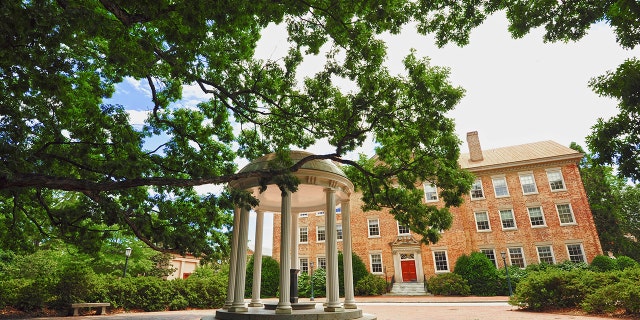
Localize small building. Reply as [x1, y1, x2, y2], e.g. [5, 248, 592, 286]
[167, 254, 200, 280]
[272, 132, 603, 286]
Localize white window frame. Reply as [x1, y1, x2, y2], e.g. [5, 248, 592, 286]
[433, 250, 450, 273]
[499, 209, 517, 230]
[480, 248, 498, 268]
[368, 218, 380, 237]
[397, 222, 411, 235]
[335, 207, 341, 214]
[423, 183, 439, 202]
[519, 172, 538, 195]
[299, 212, 308, 218]
[536, 246, 555, 264]
[566, 243, 586, 263]
[474, 211, 491, 232]
[316, 211, 325, 216]
[492, 176, 510, 198]
[528, 206, 547, 227]
[470, 179, 485, 200]
[299, 258, 309, 273]
[508, 247, 526, 268]
[317, 256, 327, 269]
[369, 252, 383, 274]
[556, 203, 576, 225]
[546, 169, 567, 192]
[299, 226, 308, 243]
[337, 224, 343, 241]
[316, 225, 326, 242]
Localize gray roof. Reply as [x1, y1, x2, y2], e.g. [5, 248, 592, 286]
[459, 140, 583, 171]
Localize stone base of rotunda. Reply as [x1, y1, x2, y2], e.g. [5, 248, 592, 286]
[211, 305, 372, 320]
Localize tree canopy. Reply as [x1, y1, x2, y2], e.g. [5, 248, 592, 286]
[0, 0, 483, 256]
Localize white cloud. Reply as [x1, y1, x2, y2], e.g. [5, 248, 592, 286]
[124, 77, 152, 97]
[126, 109, 150, 127]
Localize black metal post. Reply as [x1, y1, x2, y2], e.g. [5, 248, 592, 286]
[310, 262, 315, 301]
[290, 268, 299, 303]
[501, 252, 513, 296]
[123, 247, 132, 278]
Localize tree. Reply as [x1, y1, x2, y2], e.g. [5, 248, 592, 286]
[571, 143, 640, 260]
[0, 1, 476, 255]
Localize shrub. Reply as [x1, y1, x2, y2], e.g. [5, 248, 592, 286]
[427, 273, 470, 296]
[183, 275, 227, 309]
[497, 265, 528, 296]
[582, 279, 640, 314]
[245, 255, 280, 298]
[51, 261, 96, 309]
[338, 252, 369, 296]
[616, 256, 639, 270]
[590, 255, 618, 272]
[510, 269, 596, 310]
[355, 274, 387, 296]
[454, 252, 500, 296]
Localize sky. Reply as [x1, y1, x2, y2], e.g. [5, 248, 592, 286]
[114, 11, 637, 256]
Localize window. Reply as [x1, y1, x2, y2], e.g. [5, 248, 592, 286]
[508, 247, 526, 268]
[337, 224, 343, 240]
[499, 209, 517, 229]
[567, 244, 586, 263]
[370, 253, 383, 273]
[299, 258, 309, 273]
[368, 219, 380, 237]
[528, 206, 546, 227]
[317, 257, 327, 269]
[470, 179, 484, 199]
[299, 212, 308, 218]
[316, 211, 325, 216]
[556, 203, 576, 225]
[536, 246, 555, 264]
[398, 223, 410, 235]
[492, 176, 509, 197]
[474, 211, 491, 231]
[335, 207, 341, 214]
[519, 173, 538, 194]
[433, 251, 449, 272]
[317, 226, 326, 242]
[547, 169, 566, 191]
[299, 227, 308, 243]
[423, 183, 438, 202]
[481, 249, 498, 268]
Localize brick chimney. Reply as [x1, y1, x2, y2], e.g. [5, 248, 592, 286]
[467, 131, 483, 162]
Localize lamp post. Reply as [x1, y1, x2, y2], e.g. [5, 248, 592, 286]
[500, 251, 513, 296]
[309, 261, 314, 301]
[123, 247, 132, 278]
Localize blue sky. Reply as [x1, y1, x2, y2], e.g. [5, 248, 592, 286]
[109, 11, 637, 256]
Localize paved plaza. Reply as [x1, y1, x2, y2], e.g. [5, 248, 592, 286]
[29, 296, 615, 320]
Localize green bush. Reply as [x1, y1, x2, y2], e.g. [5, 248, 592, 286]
[51, 261, 97, 309]
[616, 256, 639, 270]
[354, 274, 387, 296]
[582, 278, 640, 314]
[590, 255, 618, 272]
[245, 255, 280, 298]
[510, 269, 601, 311]
[183, 273, 227, 309]
[339, 252, 369, 296]
[497, 265, 528, 296]
[427, 273, 470, 296]
[454, 252, 500, 296]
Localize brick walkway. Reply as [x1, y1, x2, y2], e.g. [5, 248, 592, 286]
[29, 296, 615, 320]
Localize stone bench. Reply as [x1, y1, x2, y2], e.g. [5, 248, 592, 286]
[69, 302, 110, 316]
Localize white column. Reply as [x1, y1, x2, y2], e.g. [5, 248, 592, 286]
[276, 190, 293, 314]
[324, 188, 343, 312]
[229, 207, 250, 312]
[223, 207, 241, 310]
[290, 211, 299, 270]
[341, 199, 357, 309]
[249, 210, 265, 307]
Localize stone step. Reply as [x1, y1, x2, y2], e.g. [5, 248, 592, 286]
[388, 282, 428, 296]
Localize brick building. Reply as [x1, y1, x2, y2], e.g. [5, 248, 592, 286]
[271, 132, 602, 285]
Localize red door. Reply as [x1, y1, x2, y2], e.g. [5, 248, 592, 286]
[401, 260, 417, 282]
